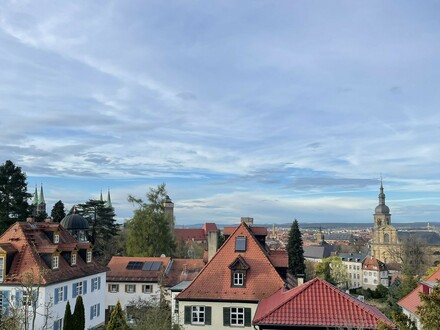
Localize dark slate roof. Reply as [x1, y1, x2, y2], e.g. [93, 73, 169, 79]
[60, 214, 89, 230]
[397, 231, 440, 245]
[339, 253, 367, 262]
[304, 245, 334, 259]
[325, 233, 353, 241]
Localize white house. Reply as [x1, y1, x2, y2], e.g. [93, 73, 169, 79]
[362, 257, 389, 290]
[0, 219, 108, 329]
[339, 253, 366, 289]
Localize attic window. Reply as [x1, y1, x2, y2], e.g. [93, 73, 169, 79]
[86, 250, 92, 263]
[235, 236, 246, 252]
[52, 255, 59, 270]
[71, 253, 77, 266]
[54, 234, 60, 244]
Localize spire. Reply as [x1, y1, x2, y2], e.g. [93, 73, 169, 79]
[100, 189, 103, 202]
[39, 184, 45, 204]
[32, 185, 39, 205]
[105, 188, 112, 208]
[378, 178, 386, 206]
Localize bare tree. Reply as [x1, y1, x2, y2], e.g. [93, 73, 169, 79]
[387, 236, 431, 276]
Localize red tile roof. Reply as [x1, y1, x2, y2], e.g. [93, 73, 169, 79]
[202, 223, 218, 234]
[254, 277, 396, 329]
[223, 226, 267, 237]
[177, 222, 284, 302]
[363, 257, 387, 271]
[162, 258, 205, 287]
[107, 256, 171, 282]
[174, 229, 206, 241]
[0, 222, 108, 285]
[268, 250, 288, 268]
[398, 267, 440, 315]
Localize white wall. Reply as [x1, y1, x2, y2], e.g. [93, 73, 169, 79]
[0, 271, 106, 330]
[105, 281, 161, 312]
[178, 300, 257, 330]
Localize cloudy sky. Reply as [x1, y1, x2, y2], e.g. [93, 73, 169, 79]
[1, 1, 440, 226]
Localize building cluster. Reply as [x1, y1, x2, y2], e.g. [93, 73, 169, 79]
[1, 182, 440, 329]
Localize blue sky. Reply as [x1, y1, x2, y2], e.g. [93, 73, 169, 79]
[1, 1, 440, 225]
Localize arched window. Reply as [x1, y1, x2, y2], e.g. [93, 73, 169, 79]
[383, 233, 390, 243]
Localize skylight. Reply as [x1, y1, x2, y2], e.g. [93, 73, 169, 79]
[235, 236, 247, 252]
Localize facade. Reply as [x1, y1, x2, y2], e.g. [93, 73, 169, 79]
[106, 256, 204, 323]
[398, 267, 440, 329]
[340, 253, 366, 289]
[362, 257, 389, 289]
[176, 221, 284, 329]
[0, 220, 107, 329]
[253, 277, 395, 329]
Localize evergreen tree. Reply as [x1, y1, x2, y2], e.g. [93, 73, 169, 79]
[107, 300, 129, 330]
[73, 295, 85, 330]
[63, 301, 73, 330]
[286, 219, 305, 277]
[76, 199, 118, 260]
[417, 280, 440, 329]
[126, 184, 176, 257]
[0, 160, 31, 232]
[51, 200, 66, 222]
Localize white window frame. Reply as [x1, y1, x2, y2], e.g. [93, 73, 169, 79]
[71, 253, 77, 266]
[54, 234, 60, 244]
[53, 255, 59, 270]
[126, 284, 135, 293]
[0, 257, 4, 282]
[191, 306, 205, 325]
[91, 304, 98, 319]
[76, 281, 83, 296]
[58, 286, 64, 302]
[233, 272, 244, 286]
[86, 251, 92, 263]
[230, 307, 245, 326]
[92, 277, 99, 291]
[109, 284, 119, 293]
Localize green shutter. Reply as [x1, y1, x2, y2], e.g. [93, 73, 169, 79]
[223, 307, 230, 326]
[205, 306, 212, 325]
[244, 307, 252, 326]
[184, 306, 191, 324]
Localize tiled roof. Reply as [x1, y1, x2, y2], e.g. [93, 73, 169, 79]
[174, 229, 206, 241]
[177, 222, 284, 301]
[398, 267, 440, 315]
[363, 257, 387, 271]
[339, 253, 367, 262]
[268, 250, 288, 268]
[253, 277, 396, 329]
[304, 245, 334, 259]
[325, 233, 353, 241]
[162, 258, 205, 287]
[0, 222, 108, 285]
[223, 226, 267, 237]
[202, 223, 217, 234]
[106, 256, 171, 282]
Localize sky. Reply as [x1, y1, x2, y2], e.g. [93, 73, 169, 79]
[1, 1, 440, 226]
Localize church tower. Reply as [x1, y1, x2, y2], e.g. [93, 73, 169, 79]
[374, 180, 391, 228]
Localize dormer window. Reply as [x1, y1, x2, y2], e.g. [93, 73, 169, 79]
[86, 250, 92, 263]
[52, 255, 59, 270]
[54, 234, 60, 244]
[71, 253, 77, 266]
[235, 236, 246, 252]
[229, 255, 250, 288]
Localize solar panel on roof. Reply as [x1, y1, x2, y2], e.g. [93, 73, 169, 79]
[127, 261, 143, 270]
[142, 262, 152, 271]
[141, 261, 162, 271]
[150, 261, 162, 271]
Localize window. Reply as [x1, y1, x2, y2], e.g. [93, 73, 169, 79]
[54, 234, 60, 244]
[357, 274, 360, 279]
[91, 277, 100, 292]
[191, 306, 205, 324]
[71, 253, 77, 266]
[142, 285, 153, 293]
[235, 236, 247, 252]
[125, 284, 136, 293]
[90, 303, 100, 320]
[53, 318, 63, 330]
[184, 306, 211, 325]
[77, 281, 83, 295]
[22, 291, 32, 307]
[364, 278, 368, 283]
[108, 284, 119, 293]
[349, 265, 352, 270]
[73, 281, 87, 298]
[52, 255, 59, 270]
[374, 279, 378, 284]
[233, 272, 244, 286]
[86, 251, 92, 263]
[231, 307, 244, 326]
[55, 286, 65, 304]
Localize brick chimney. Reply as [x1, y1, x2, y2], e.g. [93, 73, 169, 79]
[240, 217, 254, 226]
[207, 231, 218, 261]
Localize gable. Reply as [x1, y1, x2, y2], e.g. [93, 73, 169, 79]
[177, 223, 284, 302]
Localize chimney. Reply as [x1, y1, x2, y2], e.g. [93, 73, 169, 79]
[240, 217, 254, 226]
[26, 217, 34, 223]
[44, 218, 52, 223]
[207, 231, 218, 261]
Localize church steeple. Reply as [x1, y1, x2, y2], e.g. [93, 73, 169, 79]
[32, 185, 39, 205]
[105, 188, 112, 208]
[378, 178, 386, 207]
[39, 184, 45, 204]
[374, 178, 391, 227]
